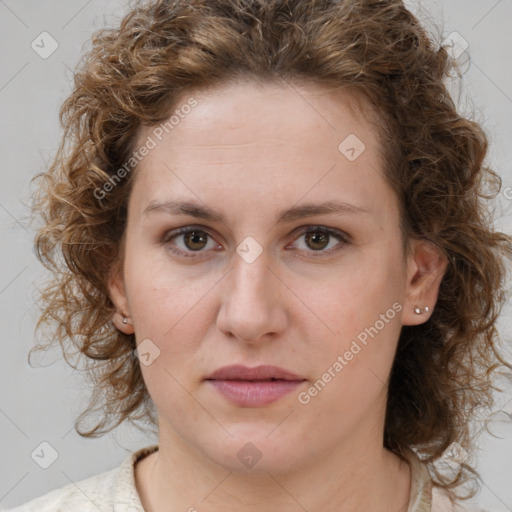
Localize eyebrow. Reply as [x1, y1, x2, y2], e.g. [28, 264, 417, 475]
[143, 199, 371, 225]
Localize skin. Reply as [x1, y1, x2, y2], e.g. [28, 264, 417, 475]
[108, 79, 447, 512]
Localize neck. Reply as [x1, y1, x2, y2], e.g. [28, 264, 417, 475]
[135, 426, 412, 512]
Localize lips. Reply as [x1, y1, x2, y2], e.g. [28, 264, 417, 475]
[205, 365, 306, 407]
[206, 364, 304, 381]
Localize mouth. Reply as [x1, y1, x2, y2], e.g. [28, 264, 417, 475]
[205, 364, 306, 407]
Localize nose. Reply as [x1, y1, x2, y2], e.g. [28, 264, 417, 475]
[216, 250, 288, 344]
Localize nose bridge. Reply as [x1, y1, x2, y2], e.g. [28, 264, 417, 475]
[231, 249, 271, 297]
[217, 247, 286, 341]
[228, 232, 275, 297]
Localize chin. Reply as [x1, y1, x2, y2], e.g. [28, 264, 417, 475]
[201, 426, 309, 475]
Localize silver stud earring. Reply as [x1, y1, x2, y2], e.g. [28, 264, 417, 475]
[414, 306, 429, 314]
[122, 316, 128, 324]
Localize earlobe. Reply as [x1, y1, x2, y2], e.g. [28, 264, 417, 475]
[113, 312, 134, 334]
[402, 239, 448, 326]
[107, 265, 135, 335]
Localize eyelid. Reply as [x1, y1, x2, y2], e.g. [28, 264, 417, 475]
[289, 225, 350, 242]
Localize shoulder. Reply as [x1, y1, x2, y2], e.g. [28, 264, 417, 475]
[431, 487, 497, 512]
[2, 444, 158, 512]
[403, 449, 485, 512]
[3, 467, 117, 512]
[431, 486, 470, 512]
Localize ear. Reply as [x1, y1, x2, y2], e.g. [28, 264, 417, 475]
[402, 238, 448, 326]
[107, 262, 135, 335]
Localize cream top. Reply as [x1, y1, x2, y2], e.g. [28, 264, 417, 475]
[5, 444, 474, 511]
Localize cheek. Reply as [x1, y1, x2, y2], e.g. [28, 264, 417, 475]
[125, 255, 213, 410]
[123, 245, 230, 386]
[306, 250, 405, 380]
[298, 282, 403, 426]
[314, 253, 403, 336]
[124, 244, 211, 334]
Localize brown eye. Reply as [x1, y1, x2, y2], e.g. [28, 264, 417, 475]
[182, 230, 209, 251]
[290, 227, 349, 257]
[162, 227, 219, 258]
[304, 231, 330, 251]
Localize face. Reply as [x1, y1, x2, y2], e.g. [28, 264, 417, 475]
[108, 79, 445, 474]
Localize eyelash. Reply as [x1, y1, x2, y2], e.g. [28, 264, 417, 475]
[161, 225, 350, 259]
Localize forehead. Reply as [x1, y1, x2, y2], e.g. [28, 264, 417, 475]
[165, 79, 380, 148]
[134, 80, 382, 163]
[127, 79, 393, 220]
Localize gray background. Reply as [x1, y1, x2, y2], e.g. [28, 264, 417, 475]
[0, 0, 511, 510]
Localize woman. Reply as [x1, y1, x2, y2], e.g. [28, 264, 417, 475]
[8, 0, 512, 510]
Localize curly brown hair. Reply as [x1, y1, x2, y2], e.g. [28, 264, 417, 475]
[29, 0, 512, 503]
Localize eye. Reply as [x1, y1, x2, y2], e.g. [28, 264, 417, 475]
[162, 227, 220, 258]
[289, 227, 349, 257]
